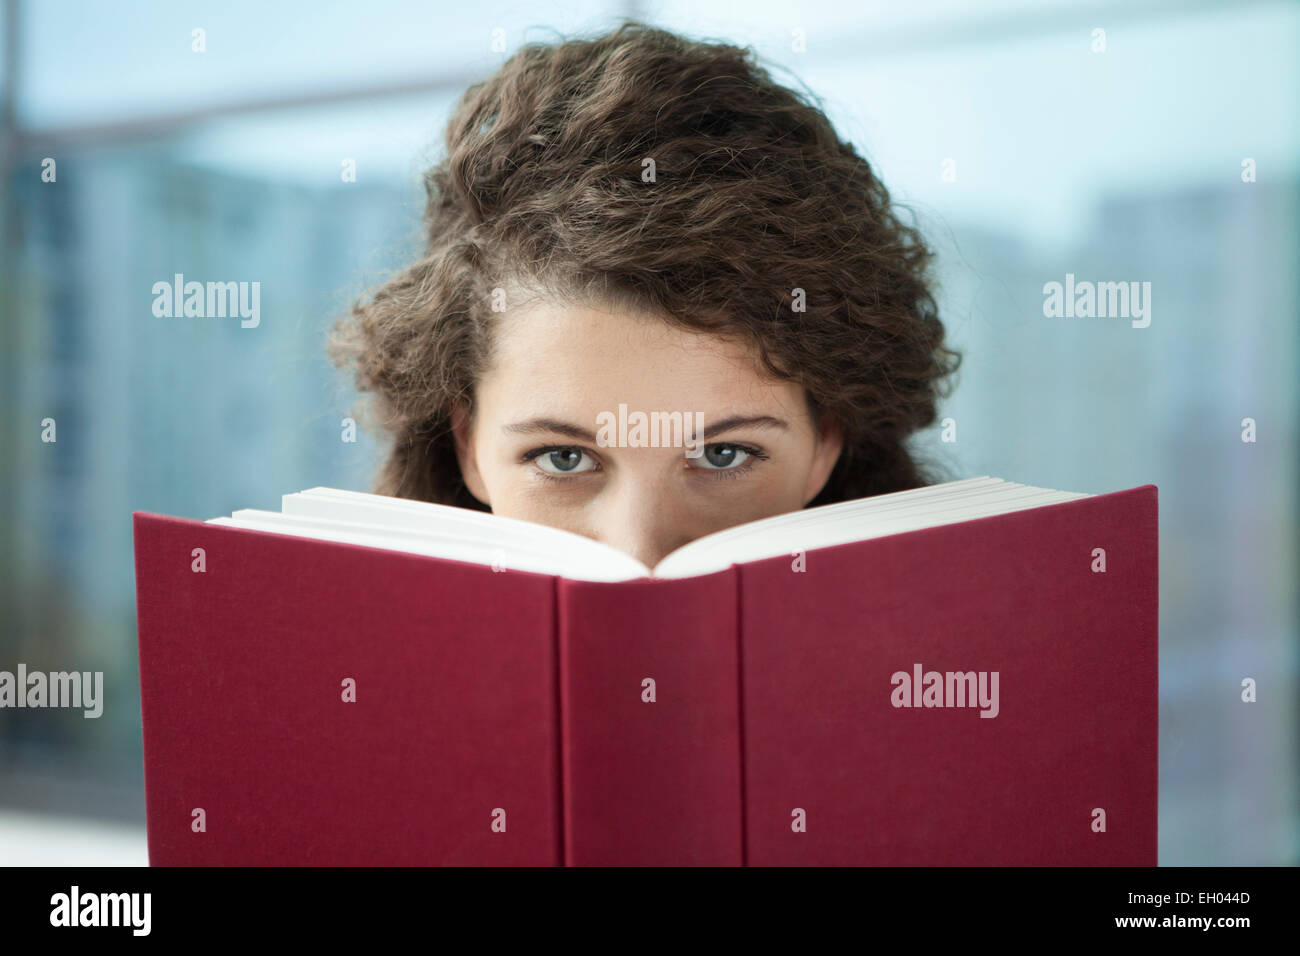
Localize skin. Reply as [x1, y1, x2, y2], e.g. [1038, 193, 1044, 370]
[452, 300, 843, 570]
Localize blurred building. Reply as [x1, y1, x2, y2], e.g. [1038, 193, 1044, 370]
[2, 150, 407, 819]
[933, 179, 1299, 864]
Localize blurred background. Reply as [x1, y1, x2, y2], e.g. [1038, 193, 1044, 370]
[0, 0, 1295, 865]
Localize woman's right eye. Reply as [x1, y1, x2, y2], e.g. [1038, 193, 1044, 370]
[530, 447, 597, 475]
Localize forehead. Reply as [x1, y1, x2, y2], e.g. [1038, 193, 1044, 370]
[480, 300, 807, 417]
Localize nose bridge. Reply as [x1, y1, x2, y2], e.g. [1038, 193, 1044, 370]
[597, 464, 683, 568]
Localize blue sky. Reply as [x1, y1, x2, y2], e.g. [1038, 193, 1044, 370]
[9, 0, 1298, 245]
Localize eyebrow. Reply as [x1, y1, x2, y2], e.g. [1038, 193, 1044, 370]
[502, 414, 790, 442]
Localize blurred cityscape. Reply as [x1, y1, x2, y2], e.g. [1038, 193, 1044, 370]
[0, 0, 1295, 864]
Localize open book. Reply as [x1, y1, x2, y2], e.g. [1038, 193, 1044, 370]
[205, 476, 1092, 581]
[133, 476, 1158, 866]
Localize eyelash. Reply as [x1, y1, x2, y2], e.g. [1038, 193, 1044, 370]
[520, 444, 769, 482]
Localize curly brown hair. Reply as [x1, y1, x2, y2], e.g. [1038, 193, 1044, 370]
[329, 20, 961, 511]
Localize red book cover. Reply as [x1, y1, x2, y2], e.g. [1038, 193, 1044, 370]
[133, 513, 561, 865]
[133, 482, 1157, 865]
[738, 485, 1158, 865]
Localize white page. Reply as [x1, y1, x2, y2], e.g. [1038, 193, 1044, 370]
[205, 476, 1091, 583]
[281, 489, 641, 569]
[210, 510, 648, 582]
[652, 483, 1089, 578]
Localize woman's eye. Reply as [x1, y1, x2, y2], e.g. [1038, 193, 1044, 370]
[695, 443, 752, 470]
[533, 447, 596, 475]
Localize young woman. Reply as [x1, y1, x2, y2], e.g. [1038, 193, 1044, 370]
[330, 21, 960, 570]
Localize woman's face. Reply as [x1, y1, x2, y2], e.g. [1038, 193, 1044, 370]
[452, 301, 843, 569]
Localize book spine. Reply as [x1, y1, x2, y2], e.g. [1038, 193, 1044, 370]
[557, 570, 744, 865]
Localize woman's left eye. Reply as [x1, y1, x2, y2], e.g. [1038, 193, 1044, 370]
[529, 446, 597, 475]
[693, 443, 754, 470]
